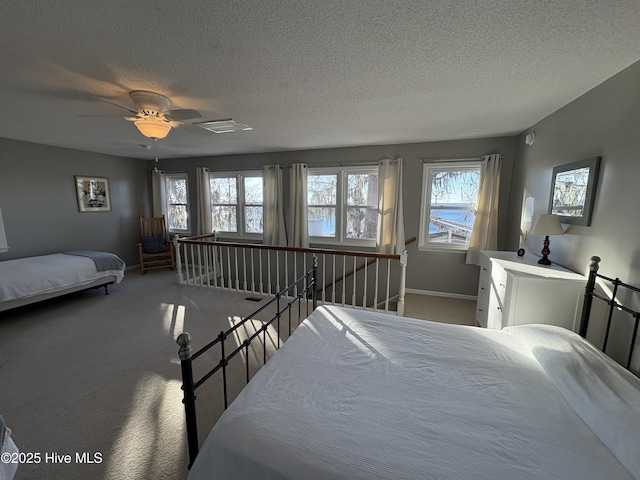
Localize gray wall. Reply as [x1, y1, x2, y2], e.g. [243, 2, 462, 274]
[0, 138, 149, 266]
[507, 59, 640, 287]
[155, 136, 517, 296]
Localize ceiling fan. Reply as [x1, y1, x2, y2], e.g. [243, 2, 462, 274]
[102, 90, 203, 139]
[103, 90, 253, 140]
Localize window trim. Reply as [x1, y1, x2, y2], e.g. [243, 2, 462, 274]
[165, 172, 191, 235]
[418, 161, 481, 253]
[209, 170, 263, 239]
[307, 165, 379, 247]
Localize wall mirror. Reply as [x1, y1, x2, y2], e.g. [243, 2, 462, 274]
[548, 156, 601, 226]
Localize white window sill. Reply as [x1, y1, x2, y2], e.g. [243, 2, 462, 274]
[309, 238, 377, 250]
[417, 245, 469, 254]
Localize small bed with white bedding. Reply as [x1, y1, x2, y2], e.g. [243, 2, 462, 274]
[178, 256, 640, 479]
[0, 251, 126, 312]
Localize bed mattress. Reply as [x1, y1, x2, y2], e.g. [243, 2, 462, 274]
[189, 305, 639, 480]
[0, 252, 125, 303]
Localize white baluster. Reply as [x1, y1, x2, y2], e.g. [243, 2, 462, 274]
[352, 256, 357, 308]
[374, 259, 379, 311]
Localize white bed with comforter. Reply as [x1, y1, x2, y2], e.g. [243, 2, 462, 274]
[0, 251, 125, 312]
[188, 305, 640, 480]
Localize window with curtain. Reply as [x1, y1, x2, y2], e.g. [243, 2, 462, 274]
[307, 166, 378, 245]
[418, 161, 481, 251]
[210, 171, 263, 237]
[165, 173, 190, 233]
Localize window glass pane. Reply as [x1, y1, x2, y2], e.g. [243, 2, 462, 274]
[168, 205, 188, 230]
[244, 177, 263, 203]
[430, 170, 479, 205]
[308, 207, 336, 237]
[212, 206, 237, 232]
[347, 173, 378, 206]
[244, 206, 263, 233]
[428, 207, 475, 245]
[308, 175, 337, 206]
[167, 177, 187, 203]
[346, 207, 378, 239]
[210, 177, 237, 204]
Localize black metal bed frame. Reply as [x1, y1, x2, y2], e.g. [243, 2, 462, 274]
[176, 254, 640, 469]
[579, 256, 640, 370]
[177, 256, 318, 468]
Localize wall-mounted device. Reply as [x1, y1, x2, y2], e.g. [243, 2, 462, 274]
[525, 132, 535, 145]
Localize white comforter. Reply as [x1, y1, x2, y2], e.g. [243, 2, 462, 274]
[189, 305, 639, 480]
[0, 253, 125, 303]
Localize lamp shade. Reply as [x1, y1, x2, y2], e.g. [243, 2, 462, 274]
[531, 214, 564, 236]
[134, 118, 172, 139]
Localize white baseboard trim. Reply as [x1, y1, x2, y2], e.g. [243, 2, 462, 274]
[405, 288, 477, 301]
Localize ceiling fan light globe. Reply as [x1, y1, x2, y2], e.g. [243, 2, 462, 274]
[133, 117, 172, 139]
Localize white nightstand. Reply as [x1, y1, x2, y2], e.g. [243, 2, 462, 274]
[476, 250, 586, 331]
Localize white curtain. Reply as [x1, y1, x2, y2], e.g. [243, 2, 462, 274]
[151, 169, 167, 218]
[262, 164, 287, 246]
[287, 163, 309, 248]
[196, 167, 212, 235]
[377, 158, 405, 254]
[466, 154, 502, 265]
[0, 204, 8, 253]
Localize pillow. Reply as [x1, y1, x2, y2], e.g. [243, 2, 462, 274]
[505, 324, 640, 479]
[141, 234, 168, 254]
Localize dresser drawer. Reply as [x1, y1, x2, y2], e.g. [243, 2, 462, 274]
[475, 296, 489, 328]
[490, 264, 509, 304]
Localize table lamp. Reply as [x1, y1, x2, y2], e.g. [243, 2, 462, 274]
[531, 214, 564, 265]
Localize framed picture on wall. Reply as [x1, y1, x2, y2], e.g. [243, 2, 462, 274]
[548, 156, 600, 226]
[75, 176, 111, 212]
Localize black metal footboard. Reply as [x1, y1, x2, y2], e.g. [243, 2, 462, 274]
[177, 256, 318, 468]
[579, 256, 640, 370]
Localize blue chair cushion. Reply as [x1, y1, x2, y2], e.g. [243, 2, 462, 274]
[142, 234, 168, 254]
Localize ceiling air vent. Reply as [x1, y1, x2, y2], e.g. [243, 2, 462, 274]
[194, 119, 253, 134]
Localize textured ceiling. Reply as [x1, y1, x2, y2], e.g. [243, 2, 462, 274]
[1, 0, 639, 160]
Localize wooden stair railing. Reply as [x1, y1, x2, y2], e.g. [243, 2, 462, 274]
[173, 235, 409, 315]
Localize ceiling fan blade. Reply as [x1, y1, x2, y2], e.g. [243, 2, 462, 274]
[165, 109, 202, 121]
[100, 97, 139, 115]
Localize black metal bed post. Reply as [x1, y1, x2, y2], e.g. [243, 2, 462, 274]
[176, 332, 199, 468]
[629, 313, 640, 369]
[312, 254, 318, 311]
[579, 256, 601, 338]
[602, 279, 621, 353]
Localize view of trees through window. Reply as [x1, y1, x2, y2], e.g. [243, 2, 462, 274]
[346, 172, 378, 239]
[243, 176, 263, 233]
[166, 175, 189, 231]
[210, 177, 237, 232]
[308, 174, 337, 237]
[422, 164, 480, 247]
[308, 168, 378, 241]
[210, 174, 263, 234]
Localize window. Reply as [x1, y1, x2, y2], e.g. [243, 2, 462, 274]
[307, 166, 378, 245]
[418, 161, 481, 251]
[166, 173, 190, 233]
[209, 171, 263, 236]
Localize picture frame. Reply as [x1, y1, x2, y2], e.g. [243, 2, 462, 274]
[548, 156, 600, 226]
[75, 176, 111, 212]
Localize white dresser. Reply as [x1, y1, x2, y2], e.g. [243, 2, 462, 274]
[475, 250, 586, 331]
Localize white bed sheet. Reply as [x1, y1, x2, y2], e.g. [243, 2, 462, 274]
[189, 305, 635, 480]
[0, 253, 124, 303]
